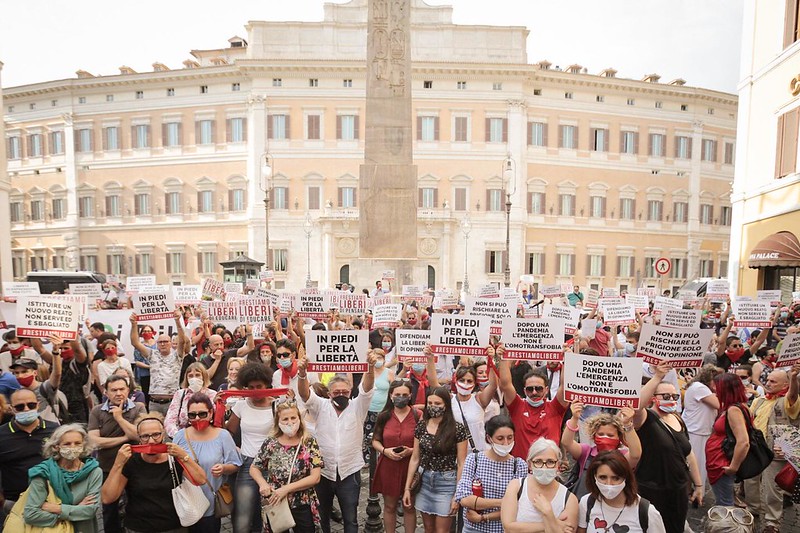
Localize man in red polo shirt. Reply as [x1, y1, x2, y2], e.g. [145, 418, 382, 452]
[497, 347, 568, 458]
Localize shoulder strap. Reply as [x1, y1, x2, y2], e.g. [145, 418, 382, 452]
[455, 395, 478, 453]
[167, 455, 180, 489]
[516, 477, 525, 501]
[563, 485, 570, 507]
[286, 439, 303, 486]
[585, 494, 597, 525]
[185, 436, 217, 493]
[638, 497, 650, 532]
[177, 389, 187, 421]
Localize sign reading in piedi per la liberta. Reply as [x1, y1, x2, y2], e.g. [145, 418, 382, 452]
[16, 296, 81, 340]
[636, 324, 714, 368]
[500, 318, 565, 361]
[564, 353, 642, 408]
[132, 291, 176, 322]
[430, 314, 490, 357]
[305, 330, 369, 372]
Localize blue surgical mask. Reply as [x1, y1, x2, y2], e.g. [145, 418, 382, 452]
[375, 359, 385, 369]
[624, 343, 636, 354]
[15, 410, 39, 426]
[381, 342, 392, 352]
[526, 397, 545, 408]
[412, 363, 425, 373]
[278, 357, 293, 369]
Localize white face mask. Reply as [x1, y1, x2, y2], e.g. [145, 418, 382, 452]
[279, 422, 299, 437]
[456, 382, 474, 396]
[595, 479, 626, 500]
[531, 468, 558, 485]
[188, 377, 203, 393]
[491, 442, 514, 457]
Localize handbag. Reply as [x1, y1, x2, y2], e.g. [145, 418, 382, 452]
[409, 469, 423, 495]
[704, 505, 754, 533]
[3, 481, 74, 533]
[775, 462, 799, 493]
[185, 436, 234, 518]
[261, 440, 302, 533]
[167, 455, 210, 527]
[721, 404, 774, 480]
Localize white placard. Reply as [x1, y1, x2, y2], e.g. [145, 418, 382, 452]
[132, 291, 176, 322]
[205, 302, 240, 327]
[584, 289, 599, 309]
[626, 294, 649, 314]
[401, 285, 425, 301]
[477, 284, 501, 298]
[224, 282, 243, 294]
[436, 289, 460, 310]
[238, 299, 272, 324]
[334, 294, 368, 315]
[500, 318, 565, 361]
[732, 300, 772, 328]
[637, 324, 714, 368]
[602, 287, 619, 298]
[540, 284, 564, 299]
[637, 287, 658, 299]
[564, 352, 642, 408]
[202, 278, 226, 300]
[126, 276, 156, 292]
[792, 291, 800, 304]
[430, 314, 490, 357]
[17, 296, 81, 340]
[372, 304, 402, 329]
[140, 284, 170, 293]
[581, 318, 597, 339]
[40, 294, 88, 322]
[542, 305, 580, 335]
[653, 296, 683, 315]
[173, 285, 202, 305]
[245, 278, 261, 290]
[69, 283, 103, 300]
[396, 330, 434, 363]
[757, 290, 783, 307]
[305, 330, 369, 372]
[225, 292, 246, 303]
[776, 333, 800, 368]
[706, 280, 730, 302]
[259, 270, 275, 282]
[465, 296, 516, 335]
[602, 304, 636, 326]
[2, 282, 41, 298]
[381, 270, 396, 281]
[661, 308, 702, 329]
[297, 291, 331, 320]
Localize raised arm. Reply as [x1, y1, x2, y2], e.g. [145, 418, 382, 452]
[128, 315, 149, 356]
[716, 317, 734, 356]
[423, 345, 441, 388]
[561, 402, 584, 460]
[297, 356, 310, 402]
[475, 346, 498, 408]
[236, 323, 254, 356]
[633, 361, 670, 428]
[496, 345, 518, 405]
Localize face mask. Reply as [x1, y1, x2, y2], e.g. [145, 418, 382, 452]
[624, 343, 636, 354]
[596, 479, 626, 500]
[382, 342, 392, 352]
[392, 396, 411, 408]
[60, 348, 74, 361]
[492, 442, 514, 457]
[526, 397, 544, 408]
[16, 374, 35, 387]
[594, 436, 621, 452]
[260, 353, 272, 363]
[456, 382, 474, 396]
[332, 395, 350, 410]
[726, 347, 746, 361]
[655, 399, 677, 413]
[375, 359, 385, 369]
[142, 331, 155, 340]
[781, 312, 789, 319]
[59, 446, 83, 461]
[427, 405, 445, 418]
[596, 322, 603, 329]
[8, 343, 24, 356]
[15, 410, 39, 426]
[103, 346, 117, 357]
[223, 338, 233, 347]
[279, 422, 299, 437]
[477, 377, 490, 389]
[190, 419, 210, 431]
[411, 363, 425, 373]
[188, 377, 203, 393]
[741, 378, 751, 387]
[279, 357, 293, 369]
[531, 468, 558, 485]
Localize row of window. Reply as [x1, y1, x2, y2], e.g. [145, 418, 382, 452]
[511, 252, 726, 278]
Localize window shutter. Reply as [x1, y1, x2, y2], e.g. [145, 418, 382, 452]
[616, 257, 622, 277]
[687, 138, 693, 159]
[354, 115, 360, 140]
[603, 129, 609, 152]
[433, 188, 439, 208]
[570, 255, 576, 275]
[485, 118, 491, 142]
[648, 134, 654, 156]
[590, 128, 597, 150]
[485, 251, 491, 273]
[778, 109, 799, 178]
[674, 137, 680, 158]
[353, 188, 357, 207]
[135, 256, 141, 275]
[633, 132, 639, 154]
[601, 256, 606, 276]
[283, 116, 290, 140]
[195, 121, 201, 145]
[434, 117, 439, 141]
[102, 129, 108, 151]
[712, 140, 718, 162]
[573, 127, 579, 149]
[527, 192, 532, 213]
[241, 118, 248, 142]
[337, 116, 343, 140]
[106, 255, 112, 274]
[784, 0, 800, 47]
[197, 253, 202, 273]
[416, 117, 422, 141]
[197, 191, 202, 212]
[585, 255, 591, 276]
[337, 187, 343, 208]
[570, 195, 576, 215]
[539, 253, 546, 275]
[210, 120, 216, 144]
[166, 254, 172, 274]
[228, 190, 233, 211]
[619, 131, 625, 153]
[176, 123, 182, 145]
[486, 189, 491, 211]
[558, 125, 564, 148]
[268, 115, 274, 139]
[161, 123, 167, 147]
[527, 122, 533, 146]
[226, 119, 232, 142]
[418, 188, 423, 207]
[502, 119, 508, 143]
[542, 123, 548, 147]
[145, 125, 151, 147]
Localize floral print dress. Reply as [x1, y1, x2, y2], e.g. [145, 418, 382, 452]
[253, 435, 324, 533]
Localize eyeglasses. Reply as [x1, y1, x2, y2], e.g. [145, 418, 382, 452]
[656, 393, 680, 401]
[12, 402, 38, 412]
[276, 352, 293, 359]
[187, 411, 209, 420]
[330, 390, 351, 398]
[530, 459, 558, 468]
[138, 432, 163, 442]
[525, 385, 545, 394]
[707, 506, 753, 526]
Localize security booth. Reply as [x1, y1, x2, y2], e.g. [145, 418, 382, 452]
[220, 254, 264, 284]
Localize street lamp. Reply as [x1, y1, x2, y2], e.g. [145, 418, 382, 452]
[502, 154, 517, 288]
[303, 212, 313, 288]
[460, 213, 471, 296]
[259, 153, 274, 270]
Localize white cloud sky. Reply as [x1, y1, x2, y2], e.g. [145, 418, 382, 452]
[0, 0, 743, 93]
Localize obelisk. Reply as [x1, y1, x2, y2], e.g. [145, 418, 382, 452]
[359, 0, 417, 280]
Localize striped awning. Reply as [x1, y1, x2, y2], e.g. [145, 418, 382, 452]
[748, 231, 800, 268]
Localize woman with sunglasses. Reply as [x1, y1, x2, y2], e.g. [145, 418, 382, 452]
[165, 362, 218, 439]
[632, 361, 704, 533]
[251, 399, 323, 533]
[372, 379, 419, 533]
[501, 437, 579, 532]
[577, 450, 666, 533]
[173, 393, 242, 533]
[403, 386, 468, 533]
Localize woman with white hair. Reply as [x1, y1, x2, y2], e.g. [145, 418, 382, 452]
[501, 438, 579, 533]
[21, 423, 103, 532]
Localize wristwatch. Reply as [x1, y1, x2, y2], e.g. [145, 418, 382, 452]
[183, 455, 191, 462]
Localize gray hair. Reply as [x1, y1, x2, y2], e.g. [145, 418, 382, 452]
[526, 437, 561, 463]
[42, 424, 94, 459]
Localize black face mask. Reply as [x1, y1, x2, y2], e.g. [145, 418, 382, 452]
[331, 396, 350, 410]
[392, 396, 411, 409]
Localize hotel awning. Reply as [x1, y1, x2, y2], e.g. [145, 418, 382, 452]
[748, 231, 800, 268]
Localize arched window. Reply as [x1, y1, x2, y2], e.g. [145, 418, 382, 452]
[340, 264, 350, 285]
[427, 265, 436, 289]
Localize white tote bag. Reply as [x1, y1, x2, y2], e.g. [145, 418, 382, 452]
[168, 455, 210, 527]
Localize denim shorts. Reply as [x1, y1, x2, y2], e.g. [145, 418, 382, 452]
[415, 470, 457, 517]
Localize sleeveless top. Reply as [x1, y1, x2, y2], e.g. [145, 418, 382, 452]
[516, 478, 568, 523]
[452, 393, 486, 451]
[369, 369, 391, 412]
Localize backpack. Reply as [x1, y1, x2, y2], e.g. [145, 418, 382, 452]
[585, 494, 650, 532]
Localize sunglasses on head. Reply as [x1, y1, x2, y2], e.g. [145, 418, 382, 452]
[656, 393, 680, 401]
[12, 402, 38, 412]
[525, 385, 545, 394]
[187, 411, 209, 420]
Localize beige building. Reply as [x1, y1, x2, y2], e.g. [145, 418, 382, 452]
[729, 0, 800, 297]
[2, 0, 736, 293]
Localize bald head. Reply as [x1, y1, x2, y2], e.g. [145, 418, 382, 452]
[765, 370, 789, 393]
[11, 388, 37, 405]
[209, 334, 224, 352]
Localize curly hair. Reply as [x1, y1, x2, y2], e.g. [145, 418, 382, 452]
[42, 424, 94, 459]
[236, 361, 274, 389]
[585, 413, 625, 444]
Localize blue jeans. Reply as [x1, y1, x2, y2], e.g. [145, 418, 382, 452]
[711, 473, 735, 507]
[233, 456, 262, 533]
[317, 471, 361, 533]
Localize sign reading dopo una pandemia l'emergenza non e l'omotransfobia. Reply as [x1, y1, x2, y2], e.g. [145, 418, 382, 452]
[564, 353, 642, 408]
[305, 329, 369, 373]
[636, 324, 714, 368]
[500, 318, 565, 361]
[430, 314, 490, 357]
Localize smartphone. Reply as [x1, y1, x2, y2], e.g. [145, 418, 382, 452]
[392, 446, 405, 453]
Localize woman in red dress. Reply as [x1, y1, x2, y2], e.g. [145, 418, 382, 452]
[372, 379, 419, 533]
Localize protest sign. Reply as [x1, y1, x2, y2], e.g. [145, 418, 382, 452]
[381, 270, 396, 281]
[224, 282, 243, 294]
[543, 305, 580, 335]
[401, 285, 425, 302]
[140, 284, 170, 293]
[625, 294, 649, 314]
[245, 278, 261, 290]
[776, 333, 800, 368]
[435, 289, 460, 310]
[564, 353, 641, 408]
[69, 283, 103, 301]
[335, 294, 368, 315]
[0, 306, 5, 329]
[132, 291, 175, 322]
[602, 303, 636, 326]
[173, 285, 202, 305]
[602, 287, 619, 298]
[205, 301, 240, 328]
[372, 304, 402, 329]
[396, 330, 434, 363]
[561, 283, 574, 296]
[732, 300, 772, 328]
[793, 291, 800, 304]
[256, 288, 281, 309]
[202, 278, 226, 300]
[297, 290, 331, 320]
[477, 284, 501, 298]
[278, 293, 296, 316]
[259, 270, 275, 282]
[126, 276, 156, 293]
[662, 308, 702, 329]
[581, 318, 597, 339]
[584, 289, 599, 309]
[465, 296, 515, 335]
[16, 296, 81, 340]
[523, 306, 541, 319]
[305, 330, 369, 372]
[637, 287, 658, 299]
[653, 296, 683, 315]
[2, 282, 41, 299]
[225, 292, 246, 303]
[238, 298, 272, 324]
[540, 284, 564, 299]
[757, 290, 783, 307]
[637, 324, 714, 368]
[500, 318, 565, 361]
[706, 280, 730, 302]
[430, 314, 490, 357]
[41, 294, 88, 322]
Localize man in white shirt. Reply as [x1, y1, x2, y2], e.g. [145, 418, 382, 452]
[369, 280, 391, 298]
[298, 353, 376, 533]
[129, 313, 186, 415]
